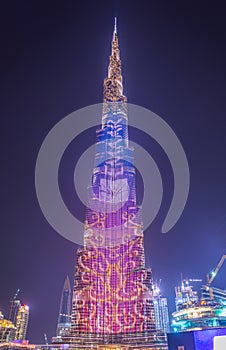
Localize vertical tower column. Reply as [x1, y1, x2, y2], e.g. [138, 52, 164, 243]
[71, 19, 156, 345]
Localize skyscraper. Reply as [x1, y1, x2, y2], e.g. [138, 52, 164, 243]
[153, 285, 170, 335]
[8, 290, 21, 326]
[70, 19, 159, 347]
[15, 305, 29, 340]
[0, 311, 16, 342]
[56, 276, 72, 337]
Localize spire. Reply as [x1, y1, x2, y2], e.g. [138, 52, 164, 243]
[63, 275, 71, 291]
[57, 276, 71, 336]
[103, 18, 127, 103]
[114, 17, 117, 34]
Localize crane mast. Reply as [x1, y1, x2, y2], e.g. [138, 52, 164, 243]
[202, 254, 226, 300]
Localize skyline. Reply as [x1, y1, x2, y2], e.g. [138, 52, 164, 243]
[1, 0, 226, 344]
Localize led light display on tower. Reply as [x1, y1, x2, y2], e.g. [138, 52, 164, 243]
[71, 19, 155, 340]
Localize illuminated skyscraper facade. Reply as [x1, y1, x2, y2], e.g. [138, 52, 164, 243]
[0, 311, 16, 342]
[15, 305, 29, 340]
[153, 286, 170, 335]
[70, 20, 159, 347]
[153, 298, 170, 335]
[57, 276, 72, 337]
[9, 291, 21, 327]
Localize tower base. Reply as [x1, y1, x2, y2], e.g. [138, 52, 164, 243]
[49, 331, 168, 350]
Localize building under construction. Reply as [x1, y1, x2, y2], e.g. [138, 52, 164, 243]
[172, 255, 226, 332]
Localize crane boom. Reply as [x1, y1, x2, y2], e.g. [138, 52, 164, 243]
[207, 255, 226, 287]
[13, 288, 20, 300]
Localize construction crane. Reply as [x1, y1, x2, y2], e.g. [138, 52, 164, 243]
[206, 255, 226, 287]
[203, 254, 226, 300]
[12, 289, 20, 300]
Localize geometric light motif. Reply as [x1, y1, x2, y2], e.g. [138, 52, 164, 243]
[71, 19, 156, 342]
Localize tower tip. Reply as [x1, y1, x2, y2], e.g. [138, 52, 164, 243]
[64, 275, 71, 290]
[114, 17, 117, 34]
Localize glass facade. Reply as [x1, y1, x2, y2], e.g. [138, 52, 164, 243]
[57, 277, 72, 337]
[153, 297, 170, 334]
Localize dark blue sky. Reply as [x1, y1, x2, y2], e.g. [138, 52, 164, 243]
[0, 0, 226, 344]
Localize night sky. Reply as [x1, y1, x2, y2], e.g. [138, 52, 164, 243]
[1, 0, 226, 344]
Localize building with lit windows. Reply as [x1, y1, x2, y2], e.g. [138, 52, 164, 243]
[172, 275, 226, 332]
[15, 306, 29, 341]
[153, 287, 170, 335]
[8, 299, 21, 328]
[56, 19, 168, 350]
[56, 276, 72, 338]
[174, 279, 199, 311]
[0, 312, 16, 342]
